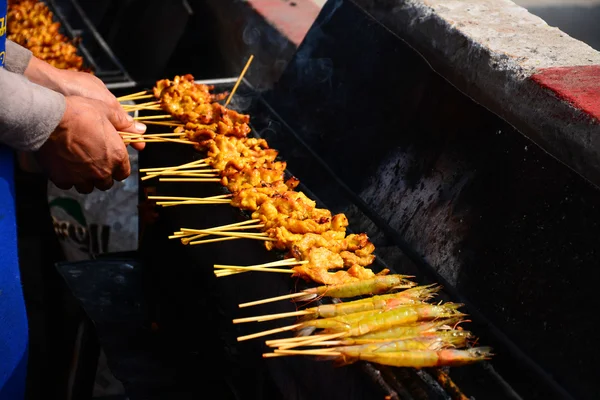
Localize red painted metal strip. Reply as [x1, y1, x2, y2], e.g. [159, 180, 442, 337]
[246, 0, 320, 46]
[531, 65, 600, 122]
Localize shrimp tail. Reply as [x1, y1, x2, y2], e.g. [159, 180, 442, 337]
[296, 326, 317, 337]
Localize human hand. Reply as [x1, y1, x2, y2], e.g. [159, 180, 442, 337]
[24, 57, 147, 150]
[35, 96, 140, 194]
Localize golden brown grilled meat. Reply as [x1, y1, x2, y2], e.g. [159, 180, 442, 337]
[151, 75, 382, 286]
[7, 0, 88, 71]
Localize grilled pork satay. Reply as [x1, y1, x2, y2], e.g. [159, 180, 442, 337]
[151, 75, 385, 286]
[154, 74, 227, 109]
[7, 0, 87, 71]
[291, 264, 381, 285]
[222, 165, 287, 193]
[265, 227, 377, 277]
[154, 75, 251, 138]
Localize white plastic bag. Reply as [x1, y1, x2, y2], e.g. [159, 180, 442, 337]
[47, 147, 139, 261]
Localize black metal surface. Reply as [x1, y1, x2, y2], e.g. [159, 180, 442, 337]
[138, 140, 391, 400]
[255, 1, 599, 399]
[45, 0, 132, 83]
[55, 258, 238, 400]
[133, 73, 521, 399]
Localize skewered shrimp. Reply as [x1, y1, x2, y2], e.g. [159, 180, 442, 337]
[301, 274, 416, 300]
[329, 347, 493, 368]
[298, 284, 440, 321]
[331, 334, 468, 355]
[298, 303, 464, 337]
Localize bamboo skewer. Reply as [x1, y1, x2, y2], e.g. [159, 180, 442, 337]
[218, 259, 307, 278]
[156, 200, 231, 206]
[159, 178, 221, 182]
[232, 309, 313, 324]
[239, 292, 312, 308]
[140, 159, 209, 173]
[141, 159, 209, 180]
[121, 134, 196, 145]
[185, 236, 241, 245]
[225, 55, 254, 107]
[265, 333, 334, 346]
[237, 323, 303, 342]
[188, 231, 272, 240]
[117, 90, 148, 101]
[149, 194, 230, 201]
[214, 265, 294, 275]
[133, 115, 175, 121]
[175, 224, 265, 240]
[155, 173, 219, 177]
[276, 332, 346, 350]
[141, 121, 185, 127]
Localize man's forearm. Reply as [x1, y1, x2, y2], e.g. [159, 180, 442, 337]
[0, 68, 65, 151]
[4, 40, 33, 75]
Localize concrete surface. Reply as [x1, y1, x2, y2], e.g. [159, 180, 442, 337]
[514, 0, 600, 51]
[352, 0, 600, 191]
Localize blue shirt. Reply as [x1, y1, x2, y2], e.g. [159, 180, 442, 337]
[1, 0, 6, 67]
[1, 1, 30, 399]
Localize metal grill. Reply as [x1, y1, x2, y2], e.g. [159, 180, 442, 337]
[45, 0, 132, 84]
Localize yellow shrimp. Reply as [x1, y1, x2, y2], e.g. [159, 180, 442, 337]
[350, 317, 463, 341]
[332, 334, 468, 355]
[298, 303, 464, 336]
[322, 303, 465, 337]
[332, 347, 493, 368]
[344, 329, 473, 345]
[300, 284, 441, 320]
[303, 274, 416, 300]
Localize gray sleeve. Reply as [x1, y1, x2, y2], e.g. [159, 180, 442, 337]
[4, 41, 34, 75]
[0, 68, 66, 151]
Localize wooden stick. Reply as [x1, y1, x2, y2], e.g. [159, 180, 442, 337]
[117, 90, 147, 101]
[127, 133, 183, 138]
[172, 220, 261, 239]
[185, 236, 241, 245]
[213, 265, 293, 274]
[219, 259, 307, 279]
[277, 332, 346, 350]
[156, 200, 230, 205]
[190, 232, 273, 241]
[154, 169, 219, 174]
[123, 137, 196, 145]
[180, 219, 260, 232]
[124, 94, 155, 101]
[124, 139, 170, 143]
[140, 158, 209, 173]
[266, 333, 334, 346]
[181, 227, 267, 236]
[133, 115, 174, 121]
[149, 194, 230, 200]
[273, 349, 341, 356]
[180, 234, 205, 244]
[233, 309, 313, 324]
[141, 121, 184, 127]
[239, 292, 311, 308]
[237, 323, 302, 342]
[123, 104, 161, 110]
[123, 100, 159, 107]
[225, 55, 254, 107]
[159, 178, 221, 182]
[179, 224, 264, 243]
[156, 173, 219, 177]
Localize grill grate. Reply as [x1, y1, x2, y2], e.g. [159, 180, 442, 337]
[45, 0, 132, 84]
